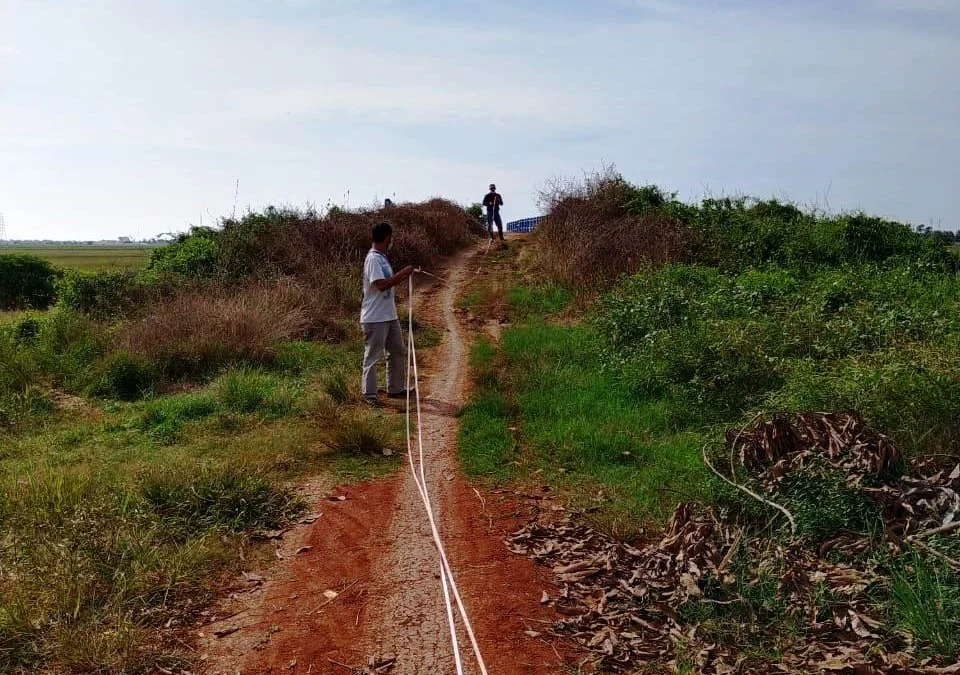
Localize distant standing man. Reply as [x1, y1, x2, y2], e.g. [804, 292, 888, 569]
[361, 222, 417, 405]
[483, 183, 505, 241]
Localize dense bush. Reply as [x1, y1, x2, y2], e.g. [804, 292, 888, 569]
[533, 172, 956, 288]
[33, 309, 110, 392]
[89, 352, 154, 401]
[595, 263, 960, 441]
[534, 175, 695, 287]
[145, 229, 218, 279]
[57, 269, 146, 318]
[687, 199, 956, 271]
[0, 254, 59, 310]
[144, 199, 483, 284]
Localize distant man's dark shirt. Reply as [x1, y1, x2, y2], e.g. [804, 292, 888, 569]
[482, 191, 503, 214]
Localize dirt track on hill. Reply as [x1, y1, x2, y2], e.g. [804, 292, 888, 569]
[200, 242, 570, 675]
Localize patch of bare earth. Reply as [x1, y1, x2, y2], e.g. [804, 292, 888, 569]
[201, 242, 570, 675]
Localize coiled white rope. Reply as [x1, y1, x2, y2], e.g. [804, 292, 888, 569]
[404, 273, 490, 675]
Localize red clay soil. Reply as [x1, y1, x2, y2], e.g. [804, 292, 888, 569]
[200, 244, 571, 675]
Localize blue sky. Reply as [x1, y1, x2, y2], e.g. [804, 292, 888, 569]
[1, 0, 957, 240]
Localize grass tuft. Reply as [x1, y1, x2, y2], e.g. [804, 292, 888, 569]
[141, 465, 301, 535]
[330, 411, 398, 456]
[891, 552, 960, 657]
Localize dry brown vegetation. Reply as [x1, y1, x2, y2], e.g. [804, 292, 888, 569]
[227, 198, 483, 280]
[114, 198, 482, 384]
[119, 280, 345, 379]
[533, 174, 694, 288]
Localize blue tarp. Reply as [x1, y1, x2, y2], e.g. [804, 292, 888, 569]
[505, 216, 543, 234]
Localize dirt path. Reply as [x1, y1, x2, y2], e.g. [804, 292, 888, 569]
[201, 244, 569, 675]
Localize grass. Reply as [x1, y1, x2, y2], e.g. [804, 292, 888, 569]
[499, 321, 710, 531]
[0, 245, 157, 271]
[0, 200, 479, 673]
[0, 352, 399, 673]
[458, 251, 711, 535]
[457, 340, 514, 479]
[890, 552, 960, 658]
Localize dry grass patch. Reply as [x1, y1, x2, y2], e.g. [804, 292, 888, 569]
[535, 173, 695, 288]
[119, 281, 344, 381]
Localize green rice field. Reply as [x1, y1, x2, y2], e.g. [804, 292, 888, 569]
[0, 245, 158, 271]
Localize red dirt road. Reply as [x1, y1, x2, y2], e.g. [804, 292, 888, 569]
[201, 245, 569, 675]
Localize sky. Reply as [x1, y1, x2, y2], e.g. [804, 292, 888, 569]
[0, 0, 958, 241]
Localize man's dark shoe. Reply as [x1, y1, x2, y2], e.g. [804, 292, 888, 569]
[363, 395, 385, 407]
[387, 388, 416, 399]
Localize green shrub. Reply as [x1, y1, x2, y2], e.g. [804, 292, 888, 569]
[466, 202, 484, 226]
[768, 345, 960, 456]
[273, 341, 339, 374]
[12, 317, 41, 345]
[145, 230, 218, 280]
[91, 352, 153, 401]
[32, 309, 108, 391]
[780, 471, 881, 541]
[140, 392, 218, 428]
[0, 388, 52, 428]
[0, 254, 59, 310]
[596, 263, 960, 424]
[147, 418, 183, 445]
[57, 270, 144, 318]
[323, 368, 353, 405]
[0, 334, 36, 398]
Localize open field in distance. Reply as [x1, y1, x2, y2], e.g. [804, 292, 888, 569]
[0, 245, 159, 271]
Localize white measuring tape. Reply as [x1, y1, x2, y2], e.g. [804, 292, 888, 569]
[405, 273, 490, 675]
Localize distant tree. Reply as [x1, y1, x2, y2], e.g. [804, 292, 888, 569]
[466, 203, 484, 224]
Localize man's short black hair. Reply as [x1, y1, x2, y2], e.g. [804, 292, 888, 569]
[372, 222, 393, 243]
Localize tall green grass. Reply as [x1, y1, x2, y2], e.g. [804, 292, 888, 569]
[500, 322, 710, 526]
[595, 263, 960, 454]
[458, 340, 514, 479]
[891, 553, 960, 658]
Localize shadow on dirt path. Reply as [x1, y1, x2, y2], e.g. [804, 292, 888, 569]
[200, 242, 570, 675]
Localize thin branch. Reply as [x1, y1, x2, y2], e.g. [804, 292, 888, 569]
[703, 443, 797, 535]
[905, 519, 960, 542]
[717, 529, 743, 574]
[908, 539, 960, 572]
[327, 658, 357, 672]
[729, 412, 763, 479]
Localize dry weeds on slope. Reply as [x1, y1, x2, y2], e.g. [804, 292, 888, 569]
[509, 413, 960, 674]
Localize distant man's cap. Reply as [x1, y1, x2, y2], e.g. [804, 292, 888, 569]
[489, 183, 496, 189]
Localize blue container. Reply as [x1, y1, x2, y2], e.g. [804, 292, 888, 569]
[505, 216, 543, 234]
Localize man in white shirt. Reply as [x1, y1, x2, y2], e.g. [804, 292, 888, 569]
[361, 222, 417, 405]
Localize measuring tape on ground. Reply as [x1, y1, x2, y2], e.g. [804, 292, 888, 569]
[405, 273, 489, 675]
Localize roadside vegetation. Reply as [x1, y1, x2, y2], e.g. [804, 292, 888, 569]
[461, 172, 960, 672]
[0, 200, 481, 673]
